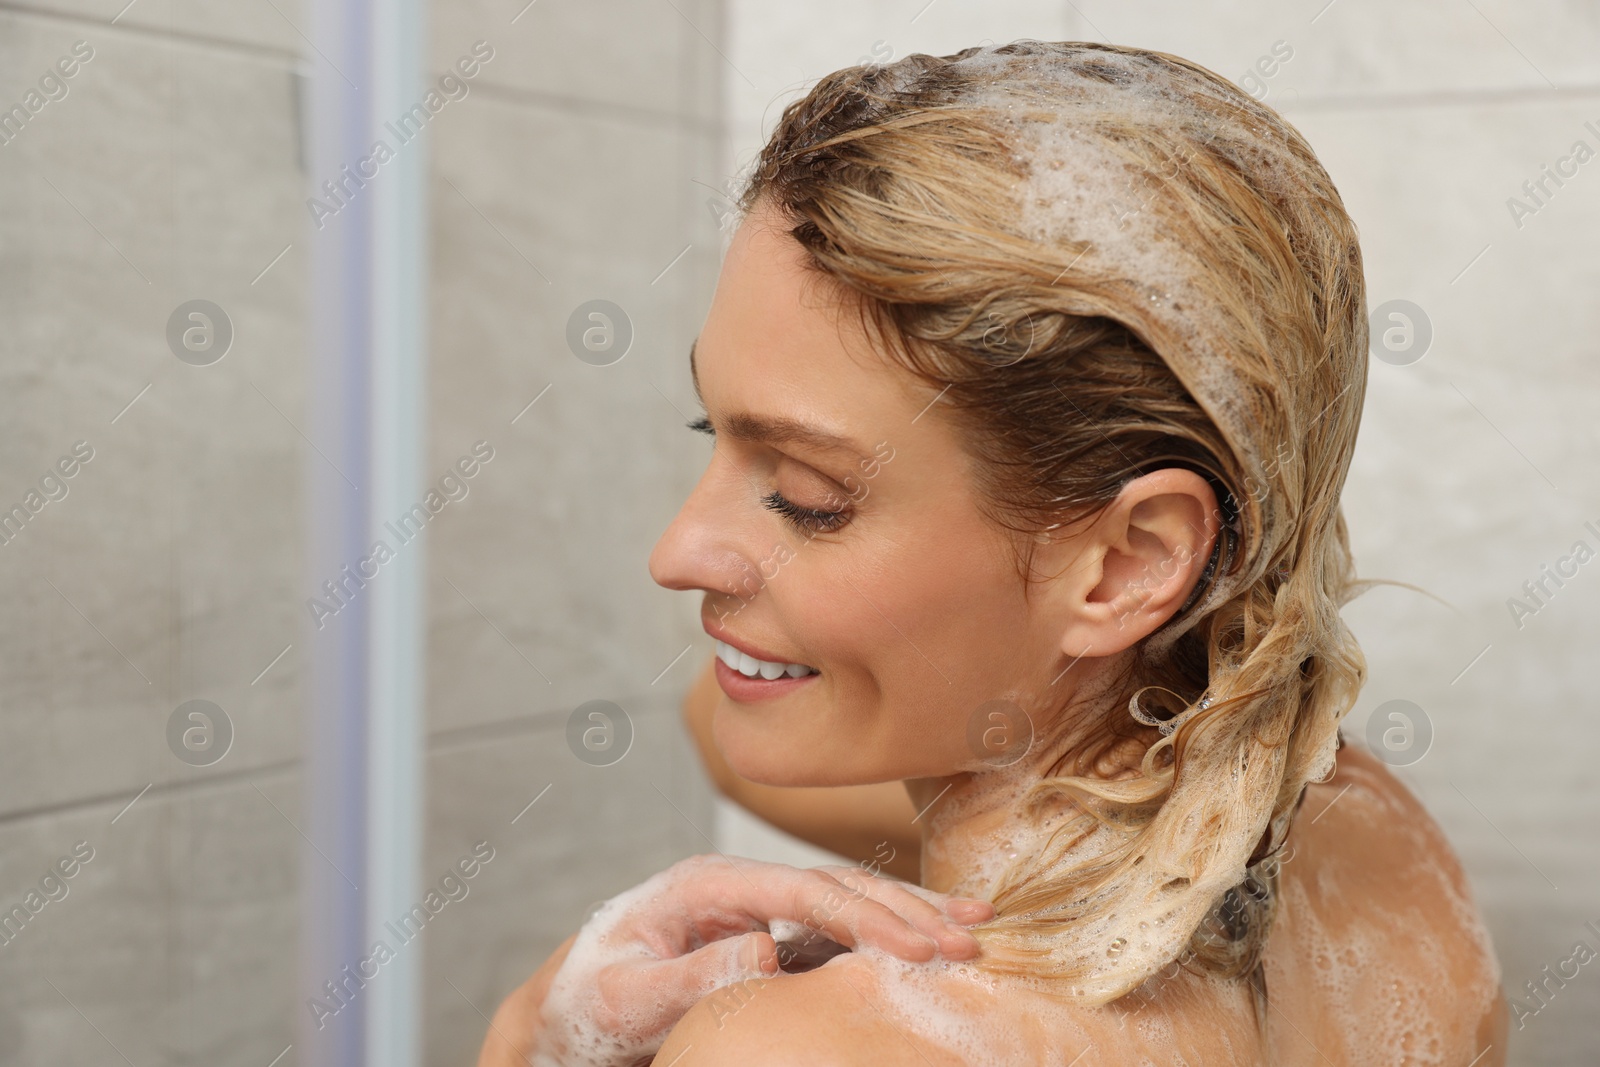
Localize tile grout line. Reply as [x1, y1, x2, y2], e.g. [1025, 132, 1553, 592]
[0, 0, 298, 63]
[0, 701, 687, 828]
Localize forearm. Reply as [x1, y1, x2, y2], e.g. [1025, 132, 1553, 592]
[475, 933, 577, 1067]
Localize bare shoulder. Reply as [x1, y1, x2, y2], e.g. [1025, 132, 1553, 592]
[1289, 744, 1489, 934]
[653, 955, 964, 1066]
[653, 948, 1256, 1065]
[1264, 743, 1509, 1065]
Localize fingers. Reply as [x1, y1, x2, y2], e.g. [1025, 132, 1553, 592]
[811, 865, 991, 961]
[595, 931, 779, 1044]
[757, 866, 974, 963]
[659, 856, 994, 966]
[886, 877, 997, 924]
[675, 860, 928, 963]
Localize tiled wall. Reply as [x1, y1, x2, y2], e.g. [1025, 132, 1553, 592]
[0, 7, 309, 1065]
[720, 4, 1600, 1065]
[417, 0, 726, 1061]
[4, 0, 1596, 1062]
[0, 1, 724, 1063]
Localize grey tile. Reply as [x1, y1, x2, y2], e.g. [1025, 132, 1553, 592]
[1070, 0, 1600, 102]
[1291, 97, 1600, 686]
[0, 16, 307, 816]
[0, 774, 297, 1067]
[422, 92, 721, 736]
[5, 0, 301, 54]
[430, 0, 723, 124]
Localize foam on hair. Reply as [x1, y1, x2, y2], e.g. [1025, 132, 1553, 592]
[941, 41, 1315, 619]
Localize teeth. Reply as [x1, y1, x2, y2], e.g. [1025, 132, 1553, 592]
[715, 640, 818, 680]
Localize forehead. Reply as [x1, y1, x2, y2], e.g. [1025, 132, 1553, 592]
[689, 209, 921, 458]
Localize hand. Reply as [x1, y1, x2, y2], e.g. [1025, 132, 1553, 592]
[496, 853, 993, 1067]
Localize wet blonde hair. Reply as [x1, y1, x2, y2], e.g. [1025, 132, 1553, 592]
[735, 41, 1372, 1005]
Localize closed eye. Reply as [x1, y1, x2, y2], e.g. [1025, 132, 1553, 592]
[687, 414, 851, 534]
[763, 490, 850, 534]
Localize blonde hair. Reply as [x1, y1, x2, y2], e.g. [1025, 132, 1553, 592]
[735, 41, 1374, 1006]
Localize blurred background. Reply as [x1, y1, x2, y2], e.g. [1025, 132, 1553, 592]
[0, 0, 1596, 1064]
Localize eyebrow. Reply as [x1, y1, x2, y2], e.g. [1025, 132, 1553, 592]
[689, 339, 869, 459]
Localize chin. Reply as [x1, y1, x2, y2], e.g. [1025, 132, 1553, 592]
[717, 718, 860, 787]
[723, 731, 919, 789]
[721, 727, 824, 785]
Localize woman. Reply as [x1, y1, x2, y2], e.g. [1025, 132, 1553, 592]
[481, 40, 1508, 1065]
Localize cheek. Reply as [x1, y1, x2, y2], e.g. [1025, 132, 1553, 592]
[848, 529, 1020, 661]
[808, 538, 1027, 770]
[717, 500, 1035, 783]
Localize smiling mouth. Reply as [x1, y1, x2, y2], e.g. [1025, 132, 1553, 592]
[714, 639, 819, 680]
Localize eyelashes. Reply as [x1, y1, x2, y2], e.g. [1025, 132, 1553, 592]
[686, 415, 851, 534]
[761, 489, 849, 534]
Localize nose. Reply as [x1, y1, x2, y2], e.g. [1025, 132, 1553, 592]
[648, 457, 741, 595]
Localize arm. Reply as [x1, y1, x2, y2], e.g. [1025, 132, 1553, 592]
[682, 654, 923, 881]
[474, 934, 575, 1067]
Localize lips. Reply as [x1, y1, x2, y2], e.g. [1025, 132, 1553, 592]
[711, 654, 820, 703]
[703, 623, 820, 702]
[714, 637, 813, 675]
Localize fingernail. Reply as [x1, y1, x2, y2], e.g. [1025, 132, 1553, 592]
[743, 935, 777, 974]
[945, 900, 996, 923]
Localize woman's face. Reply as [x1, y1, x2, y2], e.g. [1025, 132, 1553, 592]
[648, 203, 1081, 787]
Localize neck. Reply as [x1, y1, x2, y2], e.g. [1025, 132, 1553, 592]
[908, 655, 1149, 897]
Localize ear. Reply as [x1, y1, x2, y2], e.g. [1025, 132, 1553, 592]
[1046, 469, 1221, 657]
